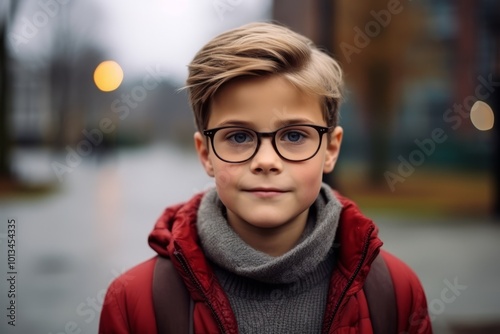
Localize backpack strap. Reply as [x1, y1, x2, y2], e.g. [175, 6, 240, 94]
[363, 252, 398, 334]
[152, 256, 194, 334]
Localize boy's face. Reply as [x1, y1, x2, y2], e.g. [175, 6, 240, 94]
[194, 75, 342, 235]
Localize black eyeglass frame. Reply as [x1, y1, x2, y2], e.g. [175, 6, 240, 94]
[203, 124, 333, 163]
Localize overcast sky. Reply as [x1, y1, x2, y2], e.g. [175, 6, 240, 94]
[9, 0, 273, 84]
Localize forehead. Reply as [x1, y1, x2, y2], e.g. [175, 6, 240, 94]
[208, 75, 324, 129]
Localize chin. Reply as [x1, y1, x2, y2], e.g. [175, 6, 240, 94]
[248, 220, 287, 229]
[242, 212, 293, 229]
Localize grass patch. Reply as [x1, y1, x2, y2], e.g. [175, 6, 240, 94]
[336, 166, 494, 219]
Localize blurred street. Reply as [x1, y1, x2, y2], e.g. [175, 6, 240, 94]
[0, 145, 499, 334]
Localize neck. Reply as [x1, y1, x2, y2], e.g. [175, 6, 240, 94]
[226, 209, 309, 257]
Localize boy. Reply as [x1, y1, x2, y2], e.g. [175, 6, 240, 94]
[99, 22, 432, 333]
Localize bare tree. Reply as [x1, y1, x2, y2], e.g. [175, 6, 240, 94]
[335, 0, 424, 184]
[0, 1, 20, 180]
[484, 0, 500, 218]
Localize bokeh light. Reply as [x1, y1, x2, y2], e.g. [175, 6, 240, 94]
[93, 60, 124, 92]
[470, 100, 495, 131]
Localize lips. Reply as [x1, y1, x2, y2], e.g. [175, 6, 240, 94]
[246, 187, 286, 193]
[244, 187, 289, 198]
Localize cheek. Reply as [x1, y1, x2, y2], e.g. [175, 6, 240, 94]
[294, 159, 325, 192]
[212, 162, 241, 190]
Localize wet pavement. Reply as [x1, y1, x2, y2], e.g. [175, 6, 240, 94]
[0, 144, 499, 334]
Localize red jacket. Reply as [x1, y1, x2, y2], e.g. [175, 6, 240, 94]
[99, 191, 432, 333]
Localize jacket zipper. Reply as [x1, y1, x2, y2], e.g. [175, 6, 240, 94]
[174, 249, 227, 334]
[324, 226, 375, 333]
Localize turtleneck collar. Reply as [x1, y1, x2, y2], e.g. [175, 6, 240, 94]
[196, 183, 342, 284]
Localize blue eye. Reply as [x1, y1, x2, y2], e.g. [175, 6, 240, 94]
[283, 131, 304, 142]
[228, 132, 253, 144]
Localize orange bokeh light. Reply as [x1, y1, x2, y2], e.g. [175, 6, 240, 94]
[94, 60, 124, 92]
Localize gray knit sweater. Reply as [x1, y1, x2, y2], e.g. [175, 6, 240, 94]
[197, 183, 342, 334]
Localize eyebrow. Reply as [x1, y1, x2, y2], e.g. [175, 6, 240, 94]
[274, 118, 318, 127]
[215, 118, 318, 128]
[216, 120, 255, 127]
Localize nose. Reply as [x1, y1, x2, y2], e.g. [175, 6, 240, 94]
[249, 137, 283, 173]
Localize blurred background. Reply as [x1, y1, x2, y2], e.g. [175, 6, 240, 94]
[0, 0, 499, 333]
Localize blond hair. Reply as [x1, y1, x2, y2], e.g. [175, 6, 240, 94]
[185, 22, 343, 132]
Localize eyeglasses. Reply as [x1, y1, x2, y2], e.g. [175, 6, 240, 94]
[203, 124, 333, 163]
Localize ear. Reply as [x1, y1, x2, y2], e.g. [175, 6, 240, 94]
[323, 126, 343, 174]
[194, 132, 215, 177]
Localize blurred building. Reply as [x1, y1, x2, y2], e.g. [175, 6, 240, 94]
[2, 0, 497, 215]
[274, 0, 495, 168]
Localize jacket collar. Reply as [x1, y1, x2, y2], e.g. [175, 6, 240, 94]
[148, 189, 383, 286]
[321, 192, 383, 332]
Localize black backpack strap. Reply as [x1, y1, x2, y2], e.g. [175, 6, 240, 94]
[153, 256, 194, 334]
[364, 252, 398, 334]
